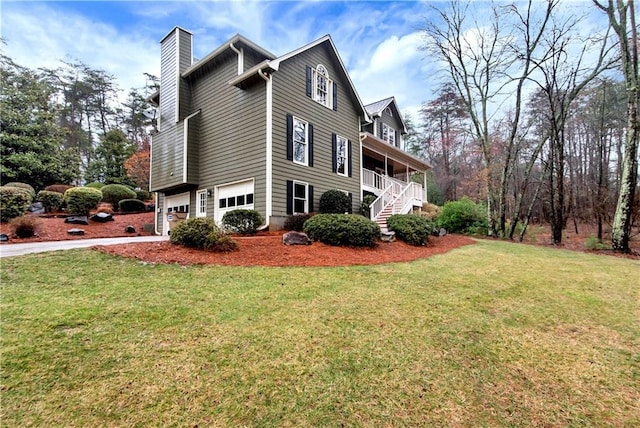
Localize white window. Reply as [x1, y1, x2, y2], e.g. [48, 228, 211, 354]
[382, 123, 396, 146]
[196, 190, 207, 217]
[313, 65, 333, 109]
[293, 181, 308, 214]
[336, 135, 348, 176]
[293, 117, 308, 165]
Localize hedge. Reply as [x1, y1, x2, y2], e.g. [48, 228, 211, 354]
[303, 214, 380, 247]
[64, 187, 102, 216]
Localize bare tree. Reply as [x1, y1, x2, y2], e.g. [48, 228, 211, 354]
[595, 0, 639, 252]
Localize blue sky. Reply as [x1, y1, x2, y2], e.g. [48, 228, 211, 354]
[1, 1, 608, 120]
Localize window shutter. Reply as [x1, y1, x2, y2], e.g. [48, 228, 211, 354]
[331, 133, 337, 173]
[306, 66, 312, 98]
[308, 185, 314, 213]
[286, 114, 293, 161]
[308, 123, 314, 167]
[378, 120, 383, 139]
[286, 180, 293, 215]
[395, 130, 399, 147]
[332, 82, 338, 111]
[348, 192, 353, 214]
[347, 139, 353, 177]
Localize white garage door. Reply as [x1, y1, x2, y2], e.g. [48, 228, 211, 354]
[163, 192, 190, 235]
[215, 179, 255, 223]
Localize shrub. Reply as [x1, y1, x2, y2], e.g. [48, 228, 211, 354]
[0, 186, 32, 222]
[387, 214, 435, 246]
[135, 189, 152, 201]
[36, 190, 64, 213]
[85, 182, 105, 189]
[284, 212, 316, 231]
[44, 184, 74, 195]
[9, 215, 42, 238]
[437, 197, 487, 234]
[360, 194, 377, 218]
[585, 235, 606, 250]
[303, 214, 380, 247]
[64, 187, 102, 216]
[319, 189, 352, 214]
[118, 198, 146, 212]
[4, 182, 35, 198]
[101, 184, 137, 210]
[221, 209, 264, 235]
[170, 217, 237, 252]
[419, 203, 441, 221]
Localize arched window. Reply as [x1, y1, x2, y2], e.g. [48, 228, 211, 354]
[314, 64, 333, 108]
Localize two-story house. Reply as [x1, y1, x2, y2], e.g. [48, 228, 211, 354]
[149, 27, 429, 235]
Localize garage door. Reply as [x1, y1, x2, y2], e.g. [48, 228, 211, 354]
[163, 192, 190, 235]
[215, 179, 254, 223]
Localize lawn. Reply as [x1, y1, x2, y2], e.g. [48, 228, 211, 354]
[1, 240, 638, 426]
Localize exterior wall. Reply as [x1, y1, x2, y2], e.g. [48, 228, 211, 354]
[377, 109, 402, 149]
[189, 53, 267, 226]
[271, 42, 362, 223]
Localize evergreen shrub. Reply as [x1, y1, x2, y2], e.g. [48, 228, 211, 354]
[170, 217, 237, 252]
[85, 182, 105, 189]
[101, 184, 137, 209]
[64, 187, 102, 216]
[0, 186, 32, 221]
[4, 182, 35, 198]
[387, 214, 435, 246]
[36, 190, 64, 213]
[221, 209, 263, 235]
[118, 198, 146, 212]
[437, 197, 487, 234]
[319, 189, 351, 214]
[360, 194, 377, 218]
[284, 212, 316, 231]
[303, 213, 380, 247]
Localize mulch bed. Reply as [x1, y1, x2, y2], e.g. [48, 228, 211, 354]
[95, 234, 476, 267]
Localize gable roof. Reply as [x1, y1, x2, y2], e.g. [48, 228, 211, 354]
[364, 96, 408, 134]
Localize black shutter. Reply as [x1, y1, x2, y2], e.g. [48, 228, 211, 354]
[286, 180, 293, 215]
[395, 130, 399, 147]
[347, 139, 353, 177]
[378, 120, 383, 139]
[306, 66, 312, 98]
[286, 114, 293, 161]
[331, 133, 337, 173]
[308, 185, 314, 213]
[332, 82, 338, 111]
[348, 192, 353, 214]
[308, 123, 314, 167]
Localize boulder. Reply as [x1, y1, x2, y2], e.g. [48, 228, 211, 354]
[124, 225, 136, 233]
[380, 230, 396, 242]
[65, 216, 89, 225]
[439, 228, 447, 237]
[282, 231, 312, 246]
[67, 228, 85, 236]
[28, 202, 45, 214]
[90, 212, 114, 223]
[0, 233, 9, 242]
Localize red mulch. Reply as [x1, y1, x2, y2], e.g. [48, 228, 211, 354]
[95, 234, 476, 267]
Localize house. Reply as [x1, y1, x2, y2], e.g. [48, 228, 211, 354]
[149, 27, 430, 235]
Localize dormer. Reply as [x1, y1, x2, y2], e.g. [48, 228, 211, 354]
[363, 97, 407, 150]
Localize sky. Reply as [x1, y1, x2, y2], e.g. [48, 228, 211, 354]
[0, 0, 610, 121]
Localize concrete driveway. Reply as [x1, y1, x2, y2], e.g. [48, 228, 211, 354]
[0, 236, 169, 258]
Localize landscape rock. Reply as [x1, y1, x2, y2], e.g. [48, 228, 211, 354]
[282, 231, 312, 245]
[0, 233, 9, 242]
[90, 212, 114, 223]
[67, 228, 85, 236]
[28, 202, 45, 214]
[380, 231, 396, 242]
[65, 216, 89, 225]
[439, 228, 447, 237]
[124, 225, 136, 233]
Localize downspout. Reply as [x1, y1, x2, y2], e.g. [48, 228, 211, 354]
[258, 68, 272, 230]
[229, 42, 243, 75]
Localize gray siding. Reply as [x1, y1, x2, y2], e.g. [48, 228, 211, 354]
[177, 28, 192, 121]
[271, 42, 362, 217]
[190, 54, 268, 221]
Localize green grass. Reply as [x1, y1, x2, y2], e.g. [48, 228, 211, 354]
[1, 240, 639, 426]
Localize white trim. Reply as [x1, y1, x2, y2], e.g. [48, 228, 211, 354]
[182, 109, 202, 183]
[155, 192, 160, 235]
[163, 191, 190, 236]
[292, 180, 309, 214]
[265, 72, 273, 226]
[313, 64, 333, 109]
[214, 178, 255, 223]
[336, 134, 349, 177]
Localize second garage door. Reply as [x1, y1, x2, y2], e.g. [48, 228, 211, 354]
[215, 179, 255, 223]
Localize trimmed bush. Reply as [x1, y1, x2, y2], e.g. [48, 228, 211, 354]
[9, 215, 42, 238]
[284, 212, 316, 231]
[0, 186, 32, 222]
[360, 194, 377, 218]
[101, 184, 137, 210]
[319, 189, 352, 214]
[118, 199, 146, 213]
[44, 184, 74, 195]
[387, 214, 435, 246]
[35, 190, 65, 213]
[4, 182, 35, 198]
[303, 213, 380, 247]
[419, 203, 441, 221]
[221, 209, 264, 235]
[135, 189, 152, 201]
[64, 187, 102, 216]
[170, 217, 237, 252]
[437, 197, 487, 234]
[85, 182, 105, 189]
